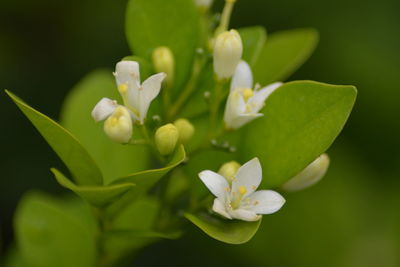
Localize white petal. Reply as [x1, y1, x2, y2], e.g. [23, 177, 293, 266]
[223, 90, 249, 129]
[115, 61, 141, 85]
[232, 158, 262, 197]
[199, 170, 229, 200]
[230, 60, 253, 91]
[91, 98, 117, 122]
[212, 198, 232, 219]
[282, 154, 330, 192]
[103, 106, 133, 143]
[249, 82, 282, 111]
[229, 209, 261, 221]
[137, 72, 166, 122]
[245, 190, 285, 214]
[227, 112, 263, 130]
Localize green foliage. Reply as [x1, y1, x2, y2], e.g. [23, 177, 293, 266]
[239, 26, 267, 66]
[14, 192, 97, 267]
[253, 28, 319, 84]
[60, 70, 150, 183]
[125, 0, 200, 94]
[243, 81, 357, 188]
[6, 90, 103, 186]
[51, 168, 135, 207]
[185, 213, 261, 244]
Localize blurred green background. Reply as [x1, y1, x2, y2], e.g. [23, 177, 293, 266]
[1, 0, 399, 266]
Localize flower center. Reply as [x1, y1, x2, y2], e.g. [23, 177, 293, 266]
[242, 88, 253, 102]
[230, 185, 247, 209]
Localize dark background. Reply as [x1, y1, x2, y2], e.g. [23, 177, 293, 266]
[1, 0, 399, 266]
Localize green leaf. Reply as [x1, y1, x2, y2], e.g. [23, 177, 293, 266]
[111, 144, 186, 188]
[14, 192, 96, 267]
[125, 0, 200, 94]
[51, 168, 135, 207]
[239, 26, 267, 66]
[5, 90, 102, 186]
[253, 28, 319, 85]
[243, 81, 357, 188]
[106, 145, 186, 216]
[60, 70, 150, 184]
[185, 213, 261, 244]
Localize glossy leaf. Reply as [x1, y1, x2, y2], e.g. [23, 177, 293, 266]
[239, 26, 267, 66]
[14, 192, 96, 267]
[253, 28, 319, 85]
[243, 81, 357, 188]
[185, 213, 261, 244]
[125, 0, 200, 94]
[51, 168, 135, 207]
[107, 145, 186, 216]
[6, 90, 102, 186]
[111, 145, 186, 188]
[60, 70, 150, 184]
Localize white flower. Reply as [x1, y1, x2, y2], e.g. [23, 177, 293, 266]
[92, 61, 166, 125]
[213, 30, 243, 79]
[91, 100, 133, 143]
[224, 60, 282, 129]
[282, 154, 330, 192]
[195, 0, 213, 9]
[199, 158, 285, 221]
[114, 61, 166, 124]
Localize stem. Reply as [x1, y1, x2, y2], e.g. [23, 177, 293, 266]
[167, 57, 207, 121]
[215, 0, 237, 35]
[95, 208, 109, 267]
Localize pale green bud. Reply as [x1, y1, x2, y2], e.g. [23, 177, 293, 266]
[103, 106, 132, 144]
[218, 161, 241, 183]
[213, 29, 243, 79]
[155, 123, 179, 155]
[152, 46, 174, 86]
[173, 118, 195, 144]
[282, 154, 330, 192]
[195, 0, 213, 11]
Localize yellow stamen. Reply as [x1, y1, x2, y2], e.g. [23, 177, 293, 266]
[118, 83, 128, 94]
[238, 186, 247, 195]
[242, 88, 253, 101]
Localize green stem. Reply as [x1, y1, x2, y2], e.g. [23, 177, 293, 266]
[167, 57, 207, 121]
[215, 0, 236, 35]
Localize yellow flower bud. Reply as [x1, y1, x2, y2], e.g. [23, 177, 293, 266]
[103, 106, 132, 144]
[213, 30, 243, 79]
[152, 46, 174, 86]
[282, 154, 330, 192]
[218, 161, 241, 183]
[173, 118, 195, 144]
[155, 123, 179, 155]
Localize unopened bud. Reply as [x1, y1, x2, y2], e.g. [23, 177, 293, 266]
[155, 123, 179, 155]
[152, 46, 174, 86]
[103, 106, 132, 144]
[218, 161, 241, 183]
[173, 118, 195, 144]
[282, 154, 330, 192]
[213, 30, 243, 79]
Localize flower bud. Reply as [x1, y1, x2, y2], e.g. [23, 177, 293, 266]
[152, 46, 174, 86]
[218, 161, 241, 183]
[213, 29, 243, 79]
[173, 118, 195, 144]
[103, 106, 133, 144]
[155, 123, 179, 155]
[282, 154, 330, 192]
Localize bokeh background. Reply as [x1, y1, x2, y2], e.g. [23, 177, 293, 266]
[1, 0, 399, 266]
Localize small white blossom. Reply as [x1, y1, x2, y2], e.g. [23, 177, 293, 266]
[199, 158, 285, 221]
[114, 61, 166, 124]
[224, 60, 282, 129]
